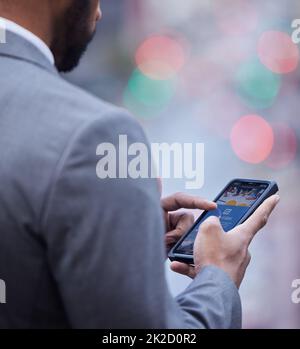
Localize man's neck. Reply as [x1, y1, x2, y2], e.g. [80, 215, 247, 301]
[0, 15, 55, 65]
[0, 9, 52, 47]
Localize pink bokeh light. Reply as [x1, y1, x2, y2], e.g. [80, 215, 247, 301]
[230, 115, 274, 164]
[258, 31, 299, 74]
[135, 35, 187, 80]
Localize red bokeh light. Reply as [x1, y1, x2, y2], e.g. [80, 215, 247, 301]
[230, 115, 274, 164]
[258, 31, 299, 74]
[135, 35, 186, 80]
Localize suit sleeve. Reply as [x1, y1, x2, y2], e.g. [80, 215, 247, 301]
[40, 109, 242, 329]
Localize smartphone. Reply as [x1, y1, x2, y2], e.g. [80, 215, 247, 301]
[168, 179, 279, 264]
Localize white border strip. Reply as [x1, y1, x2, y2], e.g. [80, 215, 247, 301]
[0, 18, 7, 44]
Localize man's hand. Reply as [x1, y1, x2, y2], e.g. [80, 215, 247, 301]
[171, 195, 280, 288]
[161, 192, 217, 252]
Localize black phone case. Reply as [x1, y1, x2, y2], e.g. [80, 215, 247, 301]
[168, 178, 279, 264]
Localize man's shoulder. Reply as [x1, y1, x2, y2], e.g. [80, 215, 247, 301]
[38, 70, 125, 124]
[3, 61, 142, 174]
[25, 67, 140, 145]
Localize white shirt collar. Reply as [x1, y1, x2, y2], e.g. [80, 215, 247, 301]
[0, 17, 55, 65]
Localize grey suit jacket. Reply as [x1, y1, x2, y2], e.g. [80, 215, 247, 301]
[0, 31, 241, 329]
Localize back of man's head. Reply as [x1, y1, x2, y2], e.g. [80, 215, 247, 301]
[0, 0, 102, 72]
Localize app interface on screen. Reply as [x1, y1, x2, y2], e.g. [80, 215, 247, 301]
[174, 182, 268, 255]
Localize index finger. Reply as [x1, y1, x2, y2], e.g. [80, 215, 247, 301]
[234, 194, 280, 245]
[161, 192, 217, 212]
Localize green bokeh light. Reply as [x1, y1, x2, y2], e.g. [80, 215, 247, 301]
[123, 69, 177, 119]
[236, 58, 281, 109]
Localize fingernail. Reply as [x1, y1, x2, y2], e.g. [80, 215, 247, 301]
[274, 195, 280, 204]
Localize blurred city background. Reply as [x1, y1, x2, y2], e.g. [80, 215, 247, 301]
[65, 0, 300, 328]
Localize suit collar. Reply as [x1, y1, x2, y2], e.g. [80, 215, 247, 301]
[0, 30, 58, 75]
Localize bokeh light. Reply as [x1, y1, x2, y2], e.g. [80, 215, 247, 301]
[135, 35, 186, 80]
[266, 123, 298, 169]
[123, 88, 156, 120]
[230, 115, 274, 164]
[123, 69, 177, 119]
[258, 31, 299, 74]
[213, 0, 259, 36]
[127, 69, 176, 107]
[236, 59, 281, 109]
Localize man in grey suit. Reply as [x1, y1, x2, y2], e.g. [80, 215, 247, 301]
[0, 0, 279, 329]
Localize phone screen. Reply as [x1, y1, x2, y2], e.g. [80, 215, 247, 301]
[173, 181, 269, 256]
